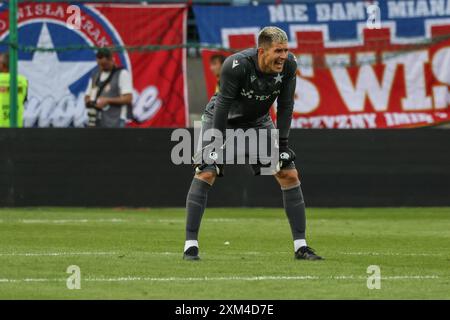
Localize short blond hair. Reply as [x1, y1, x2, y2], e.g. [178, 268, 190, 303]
[258, 26, 288, 48]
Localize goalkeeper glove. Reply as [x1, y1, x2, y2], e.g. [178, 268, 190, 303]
[278, 137, 296, 169]
[192, 141, 224, 176]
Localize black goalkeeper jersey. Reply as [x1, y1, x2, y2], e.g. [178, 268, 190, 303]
[204, 47, 297, 140]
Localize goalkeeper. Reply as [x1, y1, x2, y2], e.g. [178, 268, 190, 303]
[184, 27, 322, 261]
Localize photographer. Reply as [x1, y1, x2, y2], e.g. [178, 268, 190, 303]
[84, 48, 133, 128]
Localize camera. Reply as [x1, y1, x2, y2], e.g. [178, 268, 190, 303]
[86, 101, 99, 127]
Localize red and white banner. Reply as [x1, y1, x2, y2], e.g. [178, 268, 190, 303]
[197, 4, 450, 129]
[0, 3, 188, 127]
[202, 29, 450, 129]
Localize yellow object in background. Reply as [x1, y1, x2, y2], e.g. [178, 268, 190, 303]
[0, 73, 27, 128]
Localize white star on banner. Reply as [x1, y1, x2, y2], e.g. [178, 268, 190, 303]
[19, 23, 97, 102]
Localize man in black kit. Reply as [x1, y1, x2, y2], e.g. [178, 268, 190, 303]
[184, 26, 323, 261]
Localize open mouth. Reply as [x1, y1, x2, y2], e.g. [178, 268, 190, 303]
[274, 60, 284, 69]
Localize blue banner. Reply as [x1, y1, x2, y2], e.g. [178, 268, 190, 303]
[194, 1, 450, 47]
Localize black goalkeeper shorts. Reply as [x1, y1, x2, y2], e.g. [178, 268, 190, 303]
[193, 113, 295, 177]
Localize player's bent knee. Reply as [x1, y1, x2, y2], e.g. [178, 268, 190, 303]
[276, 168, 298, 180]
[276, 169, 300, 186]
[195, 171, 216, 185]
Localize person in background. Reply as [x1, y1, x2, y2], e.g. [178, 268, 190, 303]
[0, 52, 28, 128]
[84, 48, 133, 128]
[209, 54, 226, 93]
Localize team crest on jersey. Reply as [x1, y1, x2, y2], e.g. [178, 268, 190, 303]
[274, 73, 283, 84]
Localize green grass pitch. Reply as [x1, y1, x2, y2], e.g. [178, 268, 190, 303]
[0, 207, 449, 299]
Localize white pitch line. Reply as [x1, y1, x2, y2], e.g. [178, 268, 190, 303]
[0, 251, 445, 257]
[2, 218, 249, 224]
[152, 219, 185, 223]
[175, 252, 446, 257]
[0, 278, 60, 283]
[17, 219, 126, 224]
[0, 252, 117, 257]
[0, 218, 289, 224]
[133, 251, 447, 257]
[0, 275, 442, 283]
[152, 218, 285, 223]
[341, 252, 445, 257]
[86, 276, 321, 282]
